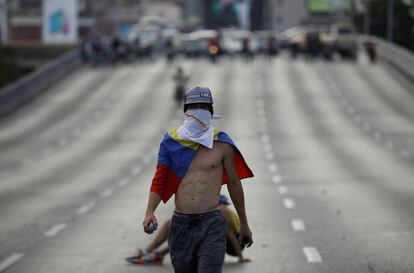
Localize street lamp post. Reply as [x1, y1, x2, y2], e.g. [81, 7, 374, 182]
[363, 0, 371, 35]
[0, 0, 8, 45]
[386, 0, 394, 42]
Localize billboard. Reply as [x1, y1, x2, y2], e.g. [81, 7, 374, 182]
[307, 0, 352, 13]
[42, 0, 78, 44]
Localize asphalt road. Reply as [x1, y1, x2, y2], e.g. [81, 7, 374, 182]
[0, 54, 413, 273]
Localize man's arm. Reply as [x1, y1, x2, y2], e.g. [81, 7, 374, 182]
[143, 192, 162, 234]
[222, 144, 253, 247]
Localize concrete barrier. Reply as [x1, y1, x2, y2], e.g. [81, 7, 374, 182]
[360, 35, 414, 81]
[0, 49, 80, 118]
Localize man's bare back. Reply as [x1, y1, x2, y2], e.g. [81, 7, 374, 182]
[175, 141, 230, 214]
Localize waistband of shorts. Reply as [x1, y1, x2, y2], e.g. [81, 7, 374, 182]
[172, 210, 222, 224]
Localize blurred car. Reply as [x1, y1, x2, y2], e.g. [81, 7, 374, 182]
[329, 23, 358, 60]
[176, 30, 218, 58]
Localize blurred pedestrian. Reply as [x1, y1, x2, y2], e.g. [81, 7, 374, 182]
[173, 66, 188, 106]
[142, 86, 254, 273]
[127, 195, 251, 265]
[364, 40, 377, 63]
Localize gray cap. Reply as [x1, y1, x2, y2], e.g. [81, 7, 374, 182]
[183, 87, 214, 105]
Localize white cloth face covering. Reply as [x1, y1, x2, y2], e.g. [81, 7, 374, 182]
[177, 109, 215, 149]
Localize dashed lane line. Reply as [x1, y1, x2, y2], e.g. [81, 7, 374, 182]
[76, 202, 96, 215]
[292, 219, 306, 231]
[117, 178, 131, 188]
[272, 175, 282, 184]
[277, 186, 288, 194]
[100, 188, 114, 198]
[131, 166, 142, 176]
[303, 247, 322, 263]
[262, 143, 272, 153]
[44, 223, 67, 237]
[265, 152, 274, 161]
[260, 134, 270, 143]
[283, 198, 296, 209]
[268, 163, 278, 173]
[0, 253, 24, 272]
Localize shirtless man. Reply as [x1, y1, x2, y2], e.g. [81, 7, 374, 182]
[143, 87, 253, 273]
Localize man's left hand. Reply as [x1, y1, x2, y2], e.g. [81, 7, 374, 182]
[239, 224, 253, 248]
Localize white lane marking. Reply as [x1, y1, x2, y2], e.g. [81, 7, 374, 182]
[260, 134, 270, 143]
[117, 178, 131, 188]
[0, 253, 24, 272]
[76, 202, 96, 215]
[268, 163, 278, 173]
[45, 223, 67, 237]
[303, 247, 322, 263]
[401, 150, 411, 159]
[272, 175, 282, 184]
[131, 167, 141, 176]
[283, 198, 296, 209]
[262, 143, 272, 153]
[292, 219, 306, 231]
[100, 188, 113, 198]
[265, 152, 274, 161]
[277, 186, 288, 194]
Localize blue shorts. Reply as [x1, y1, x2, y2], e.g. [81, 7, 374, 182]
[168, 210, 227, 273]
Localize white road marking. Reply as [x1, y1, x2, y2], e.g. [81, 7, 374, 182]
[303, 247, 322, 263]
[0, 253, 24, 272]
[100, 188, 113, 198]
[45, 223, 67, 237]
[283, 198, 296, 209]
[117, 178, 131, 188]
[268, 163, 278, 173]
[277, 186, 288, 194]
[292, 219, 306, 231]
[272, 175, 282, 184]
[260, 134, 270, 143]
[76, 202, 96, 215]
[131, 166, 141, 176]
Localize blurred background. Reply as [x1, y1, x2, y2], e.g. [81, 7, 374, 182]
[1, 1, 414, 273]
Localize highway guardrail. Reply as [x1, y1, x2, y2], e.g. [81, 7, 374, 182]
[0, 49, 80, 118]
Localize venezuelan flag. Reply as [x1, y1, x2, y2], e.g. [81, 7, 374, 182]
[150, 127, 254, 203]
